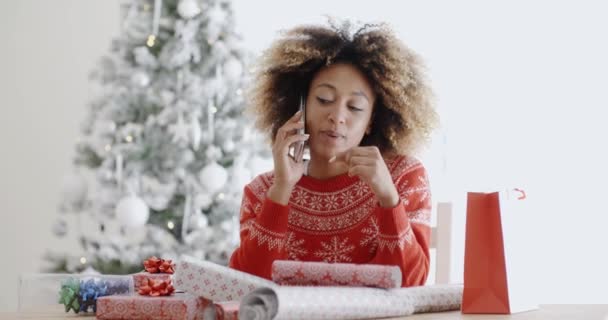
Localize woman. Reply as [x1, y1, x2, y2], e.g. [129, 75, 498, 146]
[229, 21, 438, 287]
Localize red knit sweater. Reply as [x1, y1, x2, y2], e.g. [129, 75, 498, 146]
[229, 155, 431, 287]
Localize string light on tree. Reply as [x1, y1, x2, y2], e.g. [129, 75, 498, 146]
[146, 35, 156, 47]
[80, 257, 87, 265]
[104, 144, 112, 152]
[125, 135, 133, 142]
[167, 220, 175, 230]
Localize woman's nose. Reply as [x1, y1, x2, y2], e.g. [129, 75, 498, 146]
[328, 106, 347, 124]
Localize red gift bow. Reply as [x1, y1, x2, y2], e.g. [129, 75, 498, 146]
[138, 278, 175, 297]
[143, 256, 175, 274]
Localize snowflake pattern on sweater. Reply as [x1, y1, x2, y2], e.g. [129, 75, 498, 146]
[229, 155, 431, 287]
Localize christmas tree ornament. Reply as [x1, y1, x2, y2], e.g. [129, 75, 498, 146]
[177, 0, 201, 19]
[115, 195, 150, 227]
[198, 162, 228, 193]
[114, 153, 123, 184]
[190, 115, 202, 150]
[148, 0, 163, 47]
[168, 112, 190, 144]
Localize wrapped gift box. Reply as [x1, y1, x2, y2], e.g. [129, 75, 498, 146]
[96, 293, 210, 320]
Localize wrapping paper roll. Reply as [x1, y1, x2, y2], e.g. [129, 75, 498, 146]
[203, 300, 240, 320]
[174, 256, 276, 301]
[271, 261, 402, 289]
[239, 284, 463, 320]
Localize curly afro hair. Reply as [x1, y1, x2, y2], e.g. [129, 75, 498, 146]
[246, 20, 438, 156]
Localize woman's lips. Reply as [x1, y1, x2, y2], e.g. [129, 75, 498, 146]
[319, 130, 345, 144]
[321, 130, 344, 138]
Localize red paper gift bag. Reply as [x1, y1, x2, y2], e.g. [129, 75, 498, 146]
[462, 189, 538, 314]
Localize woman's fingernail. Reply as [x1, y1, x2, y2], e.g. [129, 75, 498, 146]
[328, 156, 336, 163]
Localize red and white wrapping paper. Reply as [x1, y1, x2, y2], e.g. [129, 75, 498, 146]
[271, 260, 402, 289]
[239, 284, 463, 320]
[133, 272, 173, 292]
[96, 293, 210, 320]
[203, 301, 240, 320]
[174, 256, 276, 301]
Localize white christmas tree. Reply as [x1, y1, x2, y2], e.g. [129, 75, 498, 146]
[46, 0, 272, 274]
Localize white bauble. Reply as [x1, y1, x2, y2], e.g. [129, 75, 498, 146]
[222, 139, 235, 153]
[61, 172, 88, 206]
[194, 193, 212, 210]
[115, 195, 149, 227]
[177, 0, 201, 19]
[198, 162, 228, 193]
[223, 57, 243, 81]
[131, 70, 150, 87]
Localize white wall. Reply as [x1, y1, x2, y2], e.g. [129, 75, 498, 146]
[0, 0, 122, 311]
[1, 0, 607, 312]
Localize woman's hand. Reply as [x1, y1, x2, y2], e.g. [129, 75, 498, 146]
[330, 146, 400, 208]
[267, 110, 309, 205]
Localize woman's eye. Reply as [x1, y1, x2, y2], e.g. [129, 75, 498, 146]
[316, 97, 332, 104]
[349, 106, 364, 112]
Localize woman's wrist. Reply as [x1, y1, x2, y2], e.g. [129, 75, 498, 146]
[377, 187, 400, 208]
[267, 183, 294, 206]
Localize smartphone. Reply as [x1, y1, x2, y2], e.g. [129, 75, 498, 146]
[289, 95, 310, 162]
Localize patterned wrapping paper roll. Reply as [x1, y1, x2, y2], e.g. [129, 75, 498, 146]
[239, 284, 463, 320]
[202, 300, 240, 320]
[271, 260, 402, 289]
[173, 256, 277, 302]
[96, 293, 210, 320]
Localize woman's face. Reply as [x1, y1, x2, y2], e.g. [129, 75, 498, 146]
[305, 63, 376, 161]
